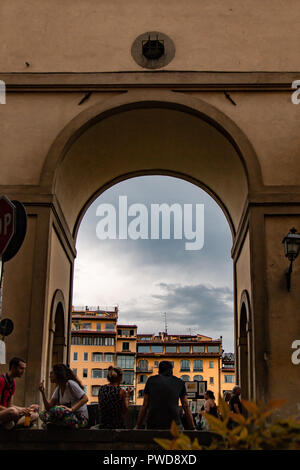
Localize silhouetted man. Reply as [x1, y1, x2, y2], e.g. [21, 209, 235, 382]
[136, 361, 195, 430]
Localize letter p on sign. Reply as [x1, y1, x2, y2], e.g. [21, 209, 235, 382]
[0, 196, 16, 258]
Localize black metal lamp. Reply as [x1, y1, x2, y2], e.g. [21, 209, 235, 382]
[282, 227, 300, 291]
[142, 35, 164, 60]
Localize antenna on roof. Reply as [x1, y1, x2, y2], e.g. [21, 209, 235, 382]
[163, 312, 168, 335]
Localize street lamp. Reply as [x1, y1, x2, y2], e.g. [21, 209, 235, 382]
[282, 227, 300, 291]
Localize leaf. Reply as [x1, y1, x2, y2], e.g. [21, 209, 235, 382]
[154, 438, 173, 450]
[170, 420, 180, 438]
[241, 400, 259, 416]
[218, 396, 230, 423]
[176, 436, 193, 450]
[204, 413, 227, 434]
[238, 427, 248, 440]
[229, 412, 246, 425]
[191, 438, 202, 450]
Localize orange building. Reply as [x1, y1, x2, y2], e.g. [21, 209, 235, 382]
[221, 353, 236, 398]
[70, 306, 235, 407]
[70, 306, 137, 403]
[135, 332, 223, 407]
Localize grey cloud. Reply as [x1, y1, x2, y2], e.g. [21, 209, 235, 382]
[118, 282, 234, 351]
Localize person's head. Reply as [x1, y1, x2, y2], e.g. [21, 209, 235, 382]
[9, 357, 26, 378]
[107, 366, 123, 384]
[51, 364, 84, 389]
[204, 390, 215, 401]
[224, 391, 231, 402]
[51, 364, 68, 384]
[232, 385, 241, 396]
[158, 361, 173, 377]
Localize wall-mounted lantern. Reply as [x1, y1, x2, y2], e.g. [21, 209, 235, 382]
[282, 227, 300, 291]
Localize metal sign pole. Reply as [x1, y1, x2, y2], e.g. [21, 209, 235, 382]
[0, 258, 3, 322]
[0, 258, 5, 363]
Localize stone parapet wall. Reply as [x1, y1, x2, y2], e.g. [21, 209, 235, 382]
[0, 428, 216, 451]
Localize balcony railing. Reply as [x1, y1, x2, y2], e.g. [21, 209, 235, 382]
[136, 368, 153, 373]
[73, 305, 118, 312]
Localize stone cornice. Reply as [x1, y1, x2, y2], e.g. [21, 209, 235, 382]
[1, 71, 300, 91]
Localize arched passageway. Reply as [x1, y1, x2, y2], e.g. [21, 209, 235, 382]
[5, 90, 299, 416]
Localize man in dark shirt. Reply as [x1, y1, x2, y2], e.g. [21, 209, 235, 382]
[136, 361, 195, 430]
[229, 385, 242, 414]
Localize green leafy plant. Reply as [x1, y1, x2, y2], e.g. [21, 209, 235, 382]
[154, 398, 300, 450]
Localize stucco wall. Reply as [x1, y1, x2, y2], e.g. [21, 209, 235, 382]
[265, 215, 300, 414]
[1, 0, 300, 72]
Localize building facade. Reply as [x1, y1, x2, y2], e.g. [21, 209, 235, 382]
[136, 333, 223, 406]
[70, 306, 137, 403]
[221, 353, 236, 397]
[70, 307, 235, 406]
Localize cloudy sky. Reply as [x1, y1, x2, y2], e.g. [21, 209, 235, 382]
[72, 176, 234, 352]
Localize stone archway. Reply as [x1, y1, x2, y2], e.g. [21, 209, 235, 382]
[2, 90, 284, 413]
[238, 290, 254, 401]
[44, 91, 260, 403]
[46, 92, 261, 404]
[46, 290, 67, 395]
[238, 293, 249, 400]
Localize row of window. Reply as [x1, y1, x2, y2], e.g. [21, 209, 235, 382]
[137, 359, 214, 371]
[71, 338, 219, 354]
[137, 376, 235, 398]
[71, 337, 115, 346]
[138, 374, 206, 384]
[73, 368, 109, 379]
[73, 323, 115, 331]
[72, 353, 135, 368]
[73, 352, 114, 362]
[118, 329, 135, 337]
[137, 345, 219, 353]
[89, 384, 135, 397]
[73, 368, 135, 385]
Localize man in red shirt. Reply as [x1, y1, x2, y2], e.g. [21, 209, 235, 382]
[0, 357, 39, 429]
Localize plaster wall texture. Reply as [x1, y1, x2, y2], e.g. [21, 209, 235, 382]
[193, 92, 300, 186]
[1, 0, 300, 72]
[55, 106, 247, 234]
[0, 92, 120, 185]
[1, 90, 300, 192]
[264, 215, 300, 413]
[43, 228, 71, 372]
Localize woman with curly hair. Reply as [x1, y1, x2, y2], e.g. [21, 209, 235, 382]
[39, 364, 89, 429]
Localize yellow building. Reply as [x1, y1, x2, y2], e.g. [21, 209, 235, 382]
[70, 306, 137, 403]
[135, 332, 223, 407]
[221, 353, 236, 398]
[70, 307, 235, 407]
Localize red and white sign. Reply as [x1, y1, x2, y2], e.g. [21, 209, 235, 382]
[0, 196, 15, 258]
